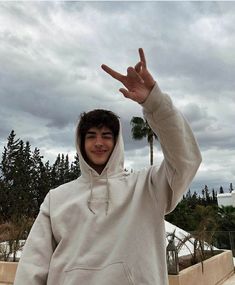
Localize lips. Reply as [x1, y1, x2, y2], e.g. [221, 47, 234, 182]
[92, 150, 107, 154]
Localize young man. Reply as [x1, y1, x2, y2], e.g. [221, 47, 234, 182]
[14, 49, 201, 285]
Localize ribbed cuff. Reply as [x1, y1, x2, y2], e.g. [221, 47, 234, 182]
[141, 82, 165, 113]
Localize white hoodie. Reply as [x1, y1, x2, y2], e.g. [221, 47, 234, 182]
[14, 83, 201, 285]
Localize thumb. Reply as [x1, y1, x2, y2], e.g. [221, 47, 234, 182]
[119, 89, 141, 103]
[119, 88, 130, 98]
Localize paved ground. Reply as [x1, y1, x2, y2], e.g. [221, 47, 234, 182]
[223, 274, 235, 285]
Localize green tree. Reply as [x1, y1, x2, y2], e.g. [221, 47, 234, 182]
[0, 130, 22, 221]
[31, 148, 51, 213]
[229, 183, 234, 193]
[215, 205, 235, 252]
[130, 117, 157, 165]
[0, 179, 10, 223]
[166, 188, 219, 232]
[0, 130, 20, 183]
[11, 140, 34, 219]
[51, 153, 72, 188]
[166, 197, 197, 231]
[219, 186, 224, 194]
[50, 154, 61, 188]
[0, 131, 41, 220]
[217, 206, 235, 231]
[70, 153, 81, 180]
[212, 189, 217, 204]
[193, 205, 218, 233]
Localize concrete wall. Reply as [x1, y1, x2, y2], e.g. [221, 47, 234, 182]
[0, 251, 234, 285]
[0, 261, 18, 285]
[168, 250, 234, 285]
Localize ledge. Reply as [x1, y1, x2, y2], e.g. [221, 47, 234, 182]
[168, 250, 234, 285]
[0, 251, 234, 285]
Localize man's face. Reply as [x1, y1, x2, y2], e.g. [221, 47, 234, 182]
[84, 126, 115, 173]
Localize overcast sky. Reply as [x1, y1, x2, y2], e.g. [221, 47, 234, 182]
[0, 1, 234, 193]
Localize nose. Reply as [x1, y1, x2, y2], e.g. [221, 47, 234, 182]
[95, 136, 103, 147]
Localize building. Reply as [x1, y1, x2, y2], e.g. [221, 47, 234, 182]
[217, 191, 235, 207]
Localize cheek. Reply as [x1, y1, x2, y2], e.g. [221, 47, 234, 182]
[84, 141, 91, 154]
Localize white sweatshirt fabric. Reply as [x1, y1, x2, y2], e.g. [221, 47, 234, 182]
[14, 83, 201, 285]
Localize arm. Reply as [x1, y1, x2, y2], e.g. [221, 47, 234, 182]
[102, 48, 202, 214]
[14, 193, 56, 285]
[141, 82, 202, 213]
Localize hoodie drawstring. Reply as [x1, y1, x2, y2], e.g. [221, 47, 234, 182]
[87, 168, 110, 216]
[87, 170, 95, 215]
[105, 171, 110, 216]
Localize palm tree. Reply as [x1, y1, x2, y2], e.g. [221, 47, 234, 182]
[217, 205, 235, 231]
[217, 206, 235, 255]
[130, 116, 157, 165]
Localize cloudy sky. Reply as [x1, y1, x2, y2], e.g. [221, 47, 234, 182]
[0, 1, 234, 193]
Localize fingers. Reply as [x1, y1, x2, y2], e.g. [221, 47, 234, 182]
[135, 61, 142, 73]
[138, 48, 147, 68]
[127, 67, 144, 84]
[119, 88, 144, 103]
[119, 88, 137, 101]
[119, 88, 130, 98]
[101, 64, 124, 81]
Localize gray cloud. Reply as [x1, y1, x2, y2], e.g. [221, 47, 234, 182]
[0, 1, 234, 192]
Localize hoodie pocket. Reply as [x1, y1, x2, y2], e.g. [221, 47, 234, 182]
[63, 261, 134, 285]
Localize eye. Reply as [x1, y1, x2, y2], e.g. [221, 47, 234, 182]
[86, 134, 96, 139]
[102, 134, 113, 139]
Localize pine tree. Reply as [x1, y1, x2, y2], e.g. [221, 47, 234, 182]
[13, 140, 34, 218]
[0, 131, 38, 221]
[58, 154, 70, 185]
[31, 148, 50, 214]
[186, 189, 192, 199]
[50, 154, 61, 188]
[204, 185, 211, 204]
[219, 186, 224, 194]
[1, 130, 20, 183]
[50, 153, 79, 188]
[0, 178, 10, 223]
[212, 189, 217, 204]
[70, 153, 81, 180]
[0, 131, 82, 222]
[0, 131, 21, 221]
[64, 154, 70, 183]
[229, 183, 234, 193]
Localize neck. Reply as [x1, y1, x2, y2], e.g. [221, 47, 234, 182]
[88, 161, 106, 175]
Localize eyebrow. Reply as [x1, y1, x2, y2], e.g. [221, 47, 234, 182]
[86, 131, 113, 135]
[102, 132, 113, 135]
[86, 131, 96, 135]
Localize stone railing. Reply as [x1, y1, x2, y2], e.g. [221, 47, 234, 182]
[0, 261, 18, 285]
[0, 251, 234, 285]
[168, 250, 234, 285]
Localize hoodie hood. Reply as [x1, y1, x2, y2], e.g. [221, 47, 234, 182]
[75, 119, 125, 215]
[75, 119, 125, 179]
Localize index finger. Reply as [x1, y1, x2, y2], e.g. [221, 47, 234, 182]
[138, 48, 147, 68]
[101, 64, 124, 81]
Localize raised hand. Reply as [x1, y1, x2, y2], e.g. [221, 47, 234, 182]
[101, 48, 155, 104]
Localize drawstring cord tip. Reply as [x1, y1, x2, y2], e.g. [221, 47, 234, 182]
[105, 200, 109, 216]
[88, 200, 96, 215]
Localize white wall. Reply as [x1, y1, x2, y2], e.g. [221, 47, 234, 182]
[217, 191, 235, 207]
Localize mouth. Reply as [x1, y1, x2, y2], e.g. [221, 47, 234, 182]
[92, 150, 107, 154]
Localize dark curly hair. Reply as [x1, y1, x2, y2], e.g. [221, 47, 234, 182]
[77, 109, 120, 156]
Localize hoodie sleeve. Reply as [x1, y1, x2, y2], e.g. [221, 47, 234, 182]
[141, 83, 202, 214]
[14, 192, 56, 285]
